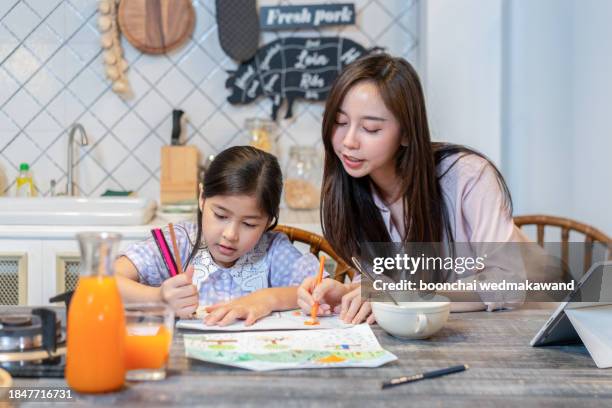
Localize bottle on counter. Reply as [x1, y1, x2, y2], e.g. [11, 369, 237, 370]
[16, 163, 34, 197]
[66, 232, 126, 393]
[244, 118, 279, 156]
[284, 146, 322, 210]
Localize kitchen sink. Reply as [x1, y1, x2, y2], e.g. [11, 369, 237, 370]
[0, 197, 157, 226]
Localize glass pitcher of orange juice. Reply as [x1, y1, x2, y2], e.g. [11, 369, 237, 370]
[66, 232, 125, 393]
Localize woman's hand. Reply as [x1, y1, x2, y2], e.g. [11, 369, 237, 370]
[160, 266, 198, 319]
[297, 277, 349, 316]
[203, 291, 273, 326]
[339, 286, 376, 325]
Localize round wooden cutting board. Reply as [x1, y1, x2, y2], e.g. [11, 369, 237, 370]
[118, 0, 195, 54]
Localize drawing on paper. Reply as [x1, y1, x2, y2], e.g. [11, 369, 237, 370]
[184, 324, 397, 371]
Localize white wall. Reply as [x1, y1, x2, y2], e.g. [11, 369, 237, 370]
[423, 0, 612, 235]
[421, 0, 504, 165]
[572, 0, 612, 235]
[503, 0, 573, 217]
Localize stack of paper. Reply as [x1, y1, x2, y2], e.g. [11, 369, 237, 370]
[177, 309, 353, 332]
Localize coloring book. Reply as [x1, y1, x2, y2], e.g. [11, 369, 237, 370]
[184, 324, 397, 371]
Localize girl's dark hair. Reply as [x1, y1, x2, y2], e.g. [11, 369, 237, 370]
[321, 53, 513, 269]
[185, 145, 283, 267]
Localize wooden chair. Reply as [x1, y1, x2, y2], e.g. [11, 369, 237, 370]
[514, 215, 612, 279]
[274, 225, 353, 282]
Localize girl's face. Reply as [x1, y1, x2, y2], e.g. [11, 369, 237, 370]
[331, 80, 403, 180]
[200, 194, 269, 268]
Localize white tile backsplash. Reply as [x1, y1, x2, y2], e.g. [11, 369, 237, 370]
[68, 67, 107, 106]
[133, 133, 163, 174]
[0, 0, 419, 201]
[4, 46, 39, 83]
[74, 152, 107, 195]
[180, 89, 216, 128]
[0, 67, 19, 107]
[156, 67, 194, 107]
[45, 46, 85, 84]
[24, 67, 63, 106]
[132, 90, 172, 128]
[23, 24, 61, 61]
[88, 134, 129, 174]
[111, 156, 150, 192]
[111, 111, 150, 150]
[2, 2, 38, 41]
[45, 1, 83, 41]
[3, 132, 40, 168]
[23, 0, 63, 20]
[3, 89, 39, 128]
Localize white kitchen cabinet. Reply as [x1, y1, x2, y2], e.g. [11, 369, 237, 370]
[0, 236, 144, 306]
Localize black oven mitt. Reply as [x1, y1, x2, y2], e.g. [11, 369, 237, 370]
[215, 0, 260, 62]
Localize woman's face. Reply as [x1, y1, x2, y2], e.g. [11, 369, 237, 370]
[200, 194, 269, 268]
[331, 80, 403, 180]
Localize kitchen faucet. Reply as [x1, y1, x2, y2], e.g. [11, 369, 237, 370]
[66, 123, 88, 196]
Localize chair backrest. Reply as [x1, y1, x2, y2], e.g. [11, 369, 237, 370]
[273, 225, 353, 282]
[514, 214, 611, 279]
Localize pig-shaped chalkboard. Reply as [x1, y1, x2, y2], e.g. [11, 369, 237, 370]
[225, 37, 379, 120]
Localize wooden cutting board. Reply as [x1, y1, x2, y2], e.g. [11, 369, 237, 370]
[118, 0, 195, 54]
[160, 145, 200, 205]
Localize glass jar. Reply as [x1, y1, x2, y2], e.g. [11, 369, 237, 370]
[284, 146, 322, 210]
[66, 232, 125, 393]
[244, 118, 278, 155]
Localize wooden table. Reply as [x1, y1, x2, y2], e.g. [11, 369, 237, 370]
[11, 309, 612, 407]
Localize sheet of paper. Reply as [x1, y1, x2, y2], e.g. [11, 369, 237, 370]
[184, 324, 397, 371]
[176, 309, 353, 332]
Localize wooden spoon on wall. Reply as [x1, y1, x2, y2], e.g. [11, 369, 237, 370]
[118, 0, 195, 54]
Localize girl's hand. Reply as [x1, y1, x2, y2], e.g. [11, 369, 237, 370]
[297, 277, 349, 316]
[160, 266, 198, 319]
[340, 286, 376, 325]
[204, 293, 272, 326]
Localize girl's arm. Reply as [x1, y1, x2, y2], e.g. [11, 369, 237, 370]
[114, 256, 163, 303]
[203, 286, 299, 326]
[114, 255, 199, 318]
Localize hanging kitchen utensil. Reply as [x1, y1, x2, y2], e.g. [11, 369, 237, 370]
[118, 0, 196, 54]
[97, 0, 130, 96]
[215, 0, 260, 62]
[171, 109, 185, 145]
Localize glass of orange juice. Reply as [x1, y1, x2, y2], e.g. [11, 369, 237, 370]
[124, 303, 174, 381]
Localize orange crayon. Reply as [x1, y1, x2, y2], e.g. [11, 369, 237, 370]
[305, 255, 325, 325]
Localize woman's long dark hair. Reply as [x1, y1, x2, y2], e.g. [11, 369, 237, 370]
[321, 53, 512, 267]
[184, 146, 283, 267]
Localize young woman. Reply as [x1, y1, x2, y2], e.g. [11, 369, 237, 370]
[297, 53, 526, 323]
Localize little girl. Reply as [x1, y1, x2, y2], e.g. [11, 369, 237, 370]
[297, 53, 528, 323]
[115, 146, 320, 325]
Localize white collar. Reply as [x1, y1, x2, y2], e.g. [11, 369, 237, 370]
[191, 233, 272, 292]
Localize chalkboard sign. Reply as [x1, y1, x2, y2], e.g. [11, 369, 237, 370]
[226, 37, 379, 120]
[260, 3, 355, 30]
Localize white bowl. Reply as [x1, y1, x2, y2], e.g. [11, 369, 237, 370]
[372, 295, 450, 339]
